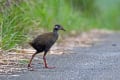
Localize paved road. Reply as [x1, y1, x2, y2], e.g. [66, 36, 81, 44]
[1, 33, 120, 80]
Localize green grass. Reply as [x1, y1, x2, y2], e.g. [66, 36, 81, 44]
[98, 5, 120, 30]
[1, 1, 32, 50]
[0, 0, 120, 50]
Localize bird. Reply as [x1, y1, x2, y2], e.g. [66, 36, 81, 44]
[28, 24, 65, 69]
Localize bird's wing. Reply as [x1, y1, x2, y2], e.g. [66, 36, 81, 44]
[33, 32, 54, 45]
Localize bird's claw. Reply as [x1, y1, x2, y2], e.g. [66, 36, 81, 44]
[28, 64, 34, 71]
[28, 67, 34, 71]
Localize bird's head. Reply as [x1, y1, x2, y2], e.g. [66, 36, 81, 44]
[54, 24, 66, 31]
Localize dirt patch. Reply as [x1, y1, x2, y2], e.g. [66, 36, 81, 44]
[0, 50, 27, 75]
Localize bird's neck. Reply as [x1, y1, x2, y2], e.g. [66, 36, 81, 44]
[53, 29, 58, 36]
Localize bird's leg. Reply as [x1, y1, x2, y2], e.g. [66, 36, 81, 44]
[43, 55, 48, 68]
[43, 52, 55, 69]
[28, 52, 37, 70]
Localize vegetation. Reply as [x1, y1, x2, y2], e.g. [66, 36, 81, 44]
[0, 0, 120, 50]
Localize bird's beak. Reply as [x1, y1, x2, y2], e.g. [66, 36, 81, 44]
[61, 27, 66, 31]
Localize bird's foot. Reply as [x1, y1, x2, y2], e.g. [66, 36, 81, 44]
[44, 66, 56, 69]
[28, 64, 34, 71]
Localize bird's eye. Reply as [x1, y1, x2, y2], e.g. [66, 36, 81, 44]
[55, 26, 59, 28]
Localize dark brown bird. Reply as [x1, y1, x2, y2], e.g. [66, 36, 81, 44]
[28, 24, 65, 69]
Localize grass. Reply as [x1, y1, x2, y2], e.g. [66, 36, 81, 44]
[99, 5, 120, 30]
[1, 4, 30, 49]
[0, 0, 120, 50]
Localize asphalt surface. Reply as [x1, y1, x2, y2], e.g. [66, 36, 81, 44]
[1, 33, 120, 80]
